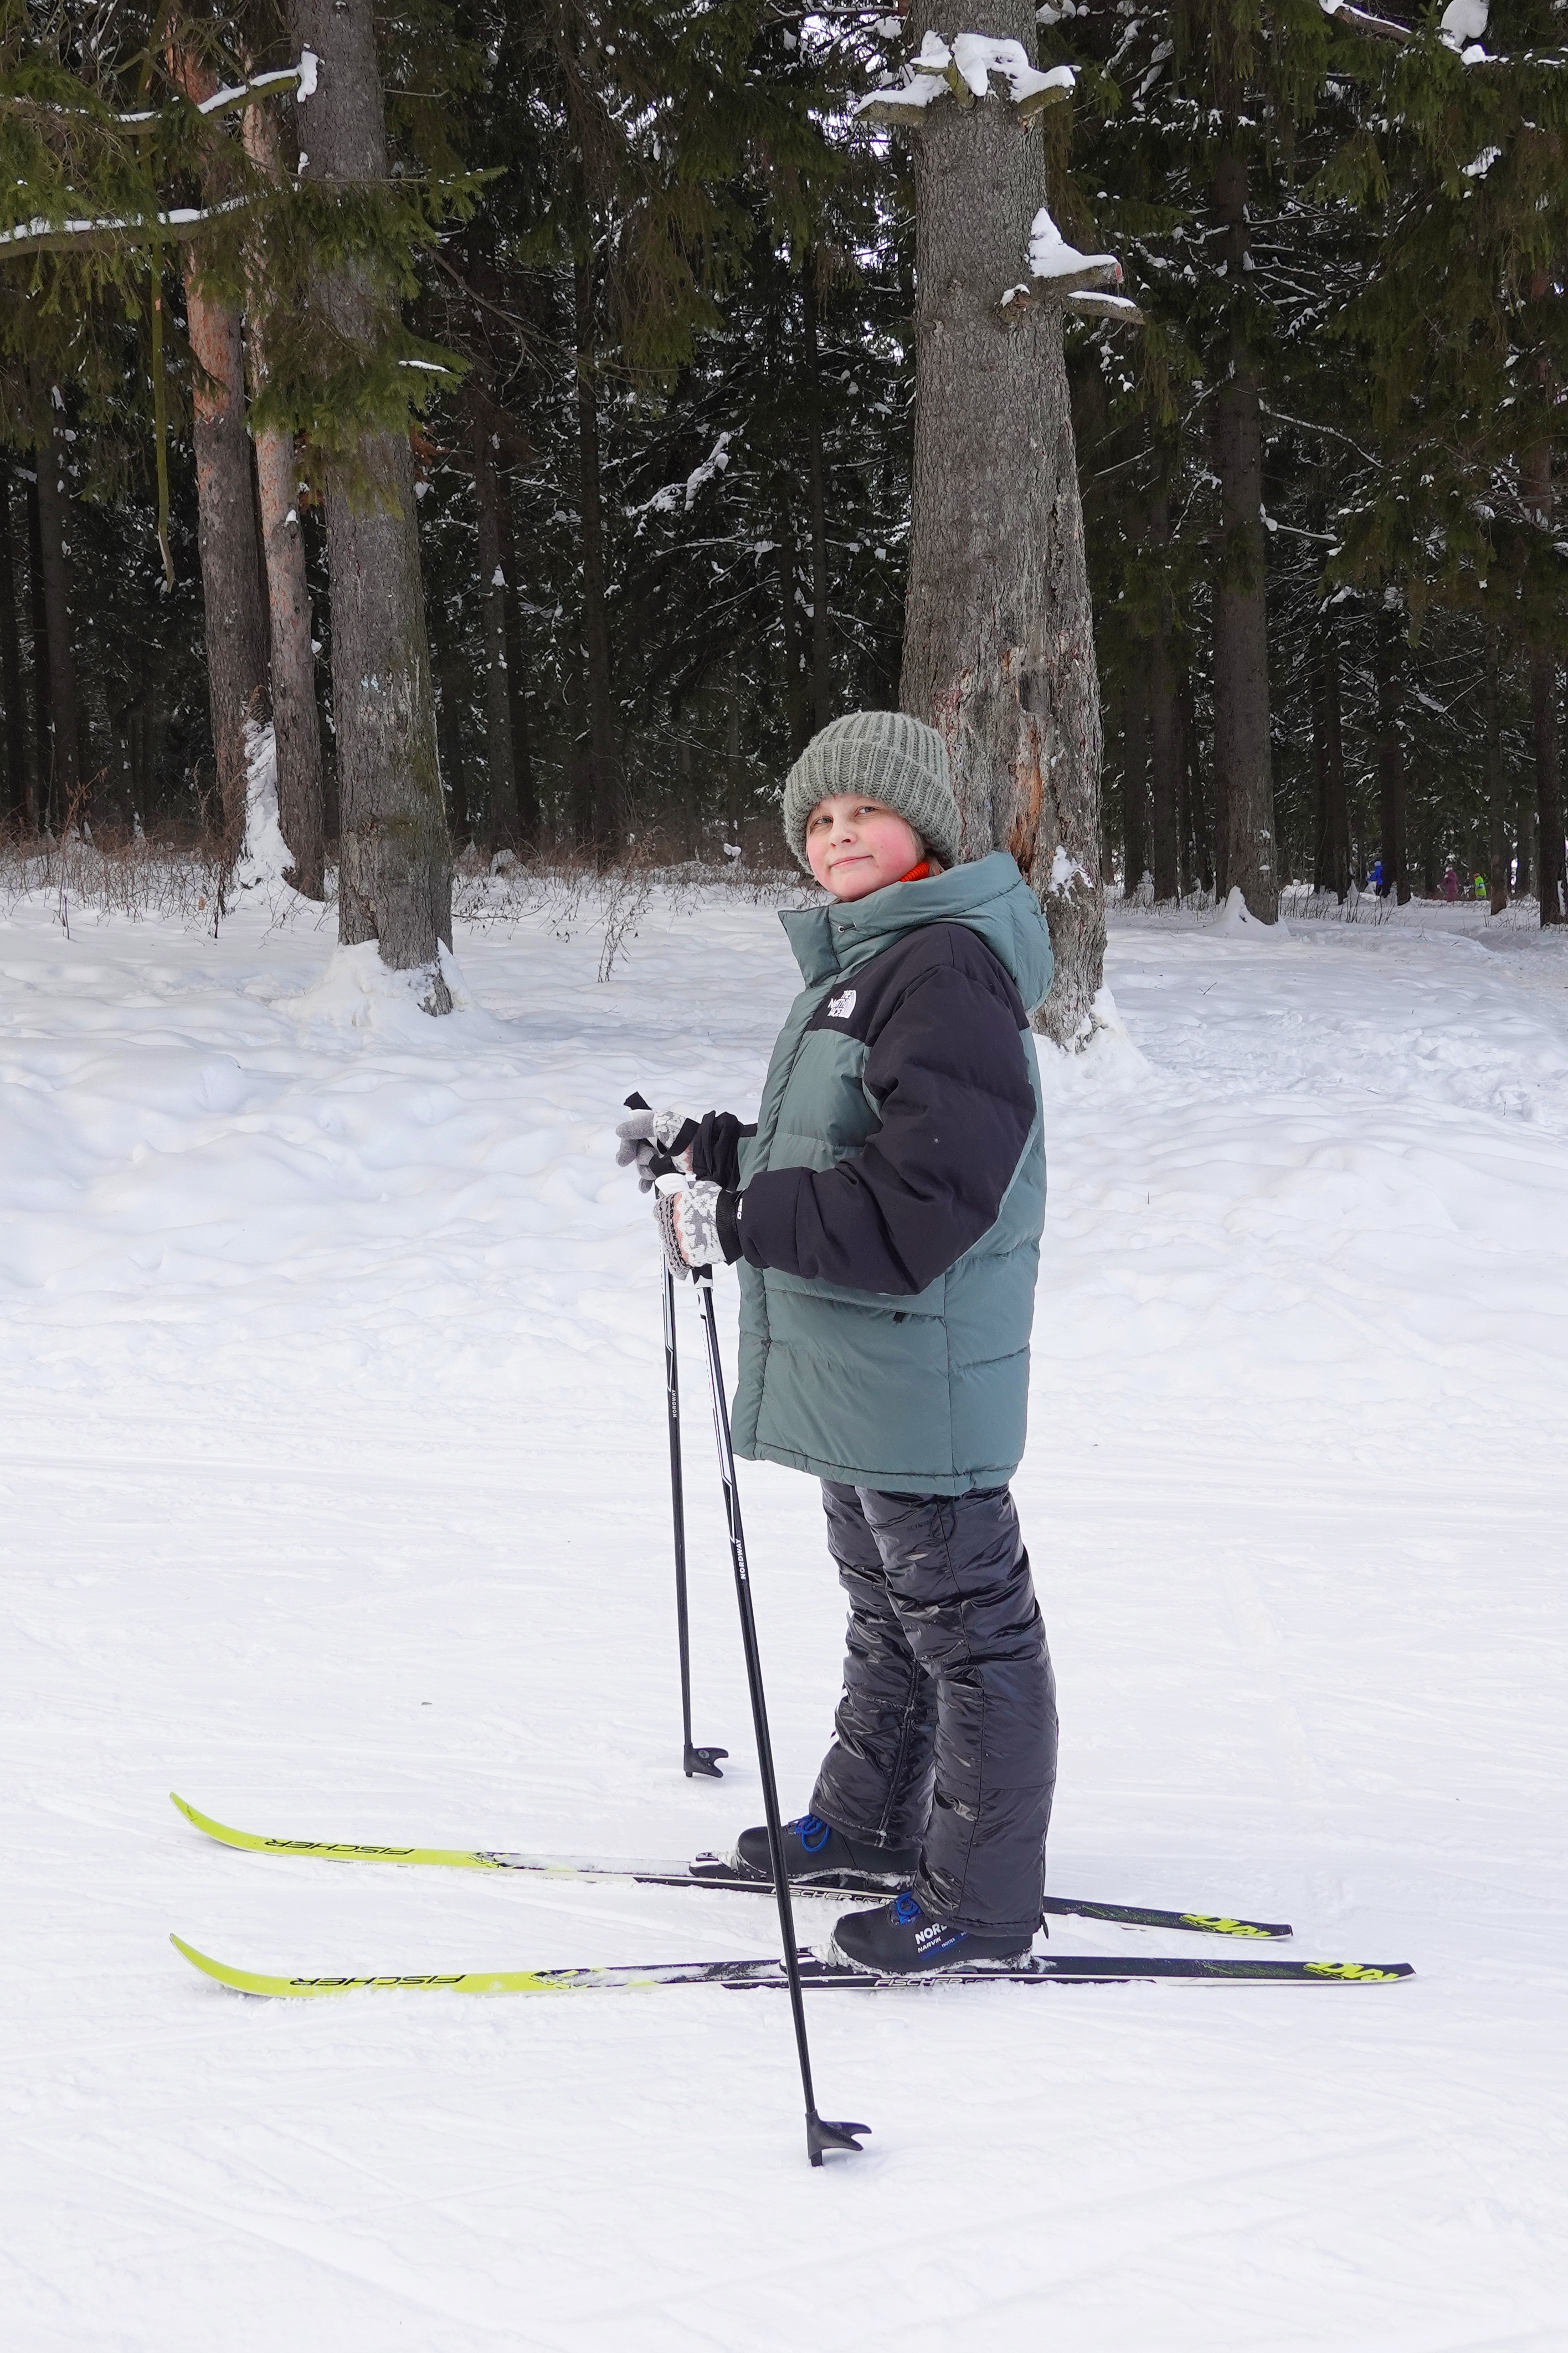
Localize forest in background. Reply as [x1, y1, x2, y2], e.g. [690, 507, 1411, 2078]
[1, 0, 1564, 934]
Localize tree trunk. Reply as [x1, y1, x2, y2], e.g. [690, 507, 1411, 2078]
[803, 266, 833, 732]
[436, 649, 469, 848]
[1145, 488, 1180, 903]
[574, 260, 619, 853]
[1209, 142, 1277, 921]
[777, 496, 810, 758]
[1122, 658, 1149, 898]
[29, 376, 80, 819]
[1311, 614, 1349, 899]
[244, 87, 325, 898]
[171, 52, 270, 866]
[1529, 646, 1563, 925]
[1484, 630, 1508, 913]
[498, 470, 535, 842]
[1374, 603, 1410, 906]
[0, 457, 28, 828]
[469, 389, 518, 852]
[1522, 439, 1563, 926]
[290, 0, 452, 1001]
[1179, 670, 1210, 893]
[26, 475, 52, 826]
[900, 0, 1104, 1045]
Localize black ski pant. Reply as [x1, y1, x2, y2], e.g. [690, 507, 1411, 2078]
[809, 1481, 1057, 1941]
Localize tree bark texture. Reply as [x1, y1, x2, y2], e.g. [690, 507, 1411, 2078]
[253, 428, 325, 894]
[1144, 488, 1180, 903]
[469, 391, 518, 851]
[436, 649, 469, 846]
[1374, 604, 1410, 906]
[26, 475, 52, 824]
[1522, 440, 1564, 925]
[900, 1, 1104, 1045]
[0, 458, 28, 827]
[574, 260, 619, 852]
[244, 88, 325, 898]
[499, 471, 535, 840]
[29, 378, 80, 816]
[290, 0, 451, 999]
[1530, 646, 1564, 924]
[1484, 631, 1508, 913]
[777, 498, 810, 758]
[1122, 659, 1148, 896]
[1209, 143, 1277, 922]
[1310, 615, 1349, 900]
[803, 268, 833, 734]
[1179, 671, 1210, 891]
[172, 52, 271, 863]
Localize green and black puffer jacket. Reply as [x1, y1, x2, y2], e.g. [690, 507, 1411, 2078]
[698, 851, 1053, 1496]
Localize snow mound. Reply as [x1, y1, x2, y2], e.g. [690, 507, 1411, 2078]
[281, 938, 496, 1038]
[1212, 885, 1291, 943]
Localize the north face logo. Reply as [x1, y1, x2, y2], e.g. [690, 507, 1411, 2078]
[827, 988, 857, 1021]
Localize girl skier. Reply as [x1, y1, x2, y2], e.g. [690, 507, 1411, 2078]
[617, 709, 1058, 1975]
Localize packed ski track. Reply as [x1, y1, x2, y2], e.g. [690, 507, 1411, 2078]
[2, 878, 1566, 2351]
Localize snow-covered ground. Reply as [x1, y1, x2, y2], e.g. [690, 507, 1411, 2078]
[3, 878, 1566, 2350]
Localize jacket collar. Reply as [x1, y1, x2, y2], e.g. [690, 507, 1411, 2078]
[778, 852, 1032, 988]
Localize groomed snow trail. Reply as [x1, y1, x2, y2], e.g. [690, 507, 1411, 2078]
[2, 886, 1565, 2351]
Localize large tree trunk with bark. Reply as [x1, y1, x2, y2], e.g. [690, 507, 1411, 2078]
[172, 52, 270, 865]
[469, 388, 518, 851]
[803, 266, 833, 732]
[243, 89, 325, 898]
[1311, 613, 1349, 900]
[899, 1, 1104, 1046]
[29, 375, 80, 819]
[290, 0, 451, 1002]
[0, 457, 28, 828]
[1375, 603, 1410, 906]
[1209, 142, 1277, 922]
[574, 260, 619, 853]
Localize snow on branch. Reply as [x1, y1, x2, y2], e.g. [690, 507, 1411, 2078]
[0, 55, 317, 131]
[1000, 204, 1140, 324]
[0, 195, 250, 257]
[629, 432, 731, 531]
[1318, 0, 1413, 43]
[856, 30, 1074, 130]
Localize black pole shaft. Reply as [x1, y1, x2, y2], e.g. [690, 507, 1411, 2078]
[695, 1276, 865, 2166]
[662, 1263, 696, 1756]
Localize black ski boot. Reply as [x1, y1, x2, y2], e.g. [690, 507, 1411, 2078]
[825, 1889, 1033, 1975]
[733, 1812, 917, 1888]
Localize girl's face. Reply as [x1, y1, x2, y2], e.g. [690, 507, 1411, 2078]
[805, 794, 924, 900]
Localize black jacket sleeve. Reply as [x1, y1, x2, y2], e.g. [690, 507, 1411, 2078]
[731, 932, 1035, 1296]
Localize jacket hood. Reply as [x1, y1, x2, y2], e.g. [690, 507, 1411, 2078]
[779, 850, 1055, 1011]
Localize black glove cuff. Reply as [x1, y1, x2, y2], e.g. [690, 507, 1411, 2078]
[716, 1188, 744, 1265]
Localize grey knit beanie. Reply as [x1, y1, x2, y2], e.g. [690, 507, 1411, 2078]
[782, 709, 963, 874]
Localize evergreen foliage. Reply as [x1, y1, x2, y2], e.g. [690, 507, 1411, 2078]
[0, 0, 1561, 913]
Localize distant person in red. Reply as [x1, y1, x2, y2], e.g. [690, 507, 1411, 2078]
[1444, 865, 1459, 904]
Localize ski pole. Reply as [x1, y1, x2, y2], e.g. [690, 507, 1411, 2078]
[625, 1095, 727, 1780]
[661, 1260, 728, 1779]
[692, 1265, 868, 2169]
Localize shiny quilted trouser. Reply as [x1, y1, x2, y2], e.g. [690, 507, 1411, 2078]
[809, 1481, 1058, 1941]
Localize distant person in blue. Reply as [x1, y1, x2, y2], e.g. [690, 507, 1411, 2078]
[1369, 857, 1386, 895]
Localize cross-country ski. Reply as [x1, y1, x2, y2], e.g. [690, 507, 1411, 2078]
[168, 1792, 1295, 1939]
[170, 1935, 1412, 2001]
